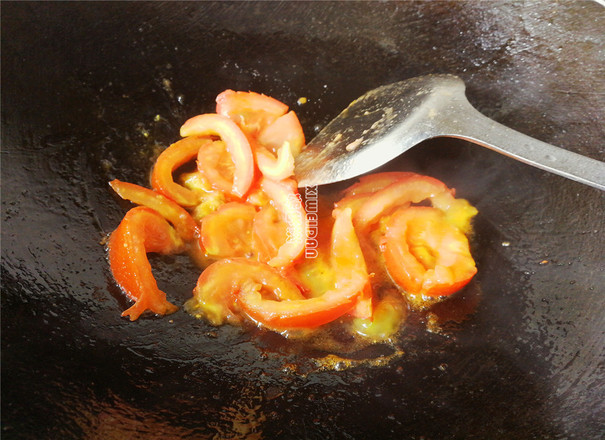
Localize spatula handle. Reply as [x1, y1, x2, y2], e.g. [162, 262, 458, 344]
[447, 100, 605, 191]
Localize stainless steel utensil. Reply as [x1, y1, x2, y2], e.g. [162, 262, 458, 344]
[295, 75, 605, 190]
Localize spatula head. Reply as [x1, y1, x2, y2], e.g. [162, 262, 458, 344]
[294, 74, 466, 187]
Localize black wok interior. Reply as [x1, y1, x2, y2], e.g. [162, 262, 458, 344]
[2, 2, 604, 439]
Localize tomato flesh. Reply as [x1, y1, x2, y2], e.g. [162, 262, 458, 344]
[252, 204, 288, 263]
[196, 139, 238, 195]
[381, 206, 477, 298]
[199, 202, 257, 258]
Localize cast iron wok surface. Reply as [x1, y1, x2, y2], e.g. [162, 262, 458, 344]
[2, 2, 604, 439]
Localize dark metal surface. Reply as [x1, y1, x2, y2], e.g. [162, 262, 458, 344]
[2, 1, 604, 439]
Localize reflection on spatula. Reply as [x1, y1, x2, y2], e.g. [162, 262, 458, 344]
[294, 74, 605, 190]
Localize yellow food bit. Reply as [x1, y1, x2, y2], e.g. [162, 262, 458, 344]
[180, 171, 213, 193]
[192, 195, 225, 222]
[179, 171, 226, 220]
[297, 97, 308, 105]
[432, 194, 478, 234]
[296, 256, 335, 298]
[352, 295, 407, 341]
[184, 298, 226, 326]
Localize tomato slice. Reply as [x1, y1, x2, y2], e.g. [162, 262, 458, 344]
[180, 113, 254, 198]
[331, 207, 373, 319]
[381, 206, 477, 298]
[260, 177, 308, 267]
[257, 110, 306, 157]
[108, 207, 183, 320]
[334, 192, 372, 216]
[150, 136, 209, 207]
[254, 111, 305, 180]
[343, 172, 416, 197]
[185, 258, 305, 326]
[216, 90, 288, 137]
[353, 173, 454, 230]
[109, 179, 197, 242]
[199, 202, 256, 258]
[238, 207, 370, 329]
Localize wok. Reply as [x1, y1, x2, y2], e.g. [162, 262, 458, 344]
[2, 1, 603, 438]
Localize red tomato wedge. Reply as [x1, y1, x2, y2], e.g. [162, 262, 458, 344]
[331, 207, 373, 319]
[255, 111, 305, 180]
[199, 202, 256, 258]
[381, 206, 477, 298]
[353, 173, 454, 230]
[333, 192, 372, 216]
[108, 207, 183, 320]
[109, 179, 197, 242]
[343, 172, 416, 197]
[238, 207, 370, 330]
[150, 136, 209, 207]
[180, 113, 254, 198]
[260, 177, 308, 267]
[257, 110, 306, 157]
[216, 90, 288, 137]
[185, 258, 305, 326]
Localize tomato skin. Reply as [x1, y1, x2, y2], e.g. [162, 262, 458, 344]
[343, 172, 416, 197]
[239, 207, 371, 329]
[199, 202, 257, 258]
[255, 142, 296, 181]
[330, 207, 373, 319]
[255, 111, 305, 180]
[108, 207, 183, 320]
[259, 177, 308, 267]
[381, 206, 477, 298]
[109, 179, 197, 242]
[216, 90, 288, 136]
[185, 258, 304, 326]
[354, 173, 454, 230]
[239, 274, 367, 329]
[180, 113, 254, 198]
[150, 136, 209, 207]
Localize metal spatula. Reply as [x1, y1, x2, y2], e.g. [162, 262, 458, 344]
[294, 74, 605, 190]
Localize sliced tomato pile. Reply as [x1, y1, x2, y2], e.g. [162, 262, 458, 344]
[106, 90, 478, 339]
